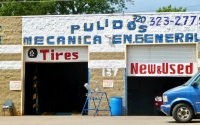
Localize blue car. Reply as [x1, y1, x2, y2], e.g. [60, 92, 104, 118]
[161, 71, 200, 123]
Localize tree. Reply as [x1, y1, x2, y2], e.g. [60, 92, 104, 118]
[156, 5, 187, 12]
[0, 0, 134, 16]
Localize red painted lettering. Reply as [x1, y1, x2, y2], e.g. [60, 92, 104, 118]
[64, 52, 71, 60]
[140, 64, 146, 74]
[51, 49, 54, 60]
[131, 63, 138, 74]
[162, 63, 168, 74]
[40, 49, 49, 60]
[39, 49, 79, 61]
[186, 63, 193, 74]
[177, 64, 184, 74]
[148, 64, 156, 74]
[170, 64, 175, 74]
[56, 52, 63, 60]
[72, 52, 78, 59]
[157, 66, 162, 74]
[130, 63, 194, 75]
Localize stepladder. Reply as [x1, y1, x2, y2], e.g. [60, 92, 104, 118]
[81, 91, 112, 116]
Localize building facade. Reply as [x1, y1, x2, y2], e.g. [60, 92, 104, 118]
[0, 13, 200, 116]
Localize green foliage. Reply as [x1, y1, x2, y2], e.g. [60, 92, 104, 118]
[0, 0, 55, 16]
[156, 5, 187, 12]
[0, 0, 134, 16]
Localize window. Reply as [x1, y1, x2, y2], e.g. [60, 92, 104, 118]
[184, 72, 199, 86]
[195, 75, 200, 86]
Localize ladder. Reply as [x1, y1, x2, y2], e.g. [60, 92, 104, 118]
[81, 91, 112, 116]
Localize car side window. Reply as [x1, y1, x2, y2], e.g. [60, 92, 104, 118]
[195, 76, 200, 86]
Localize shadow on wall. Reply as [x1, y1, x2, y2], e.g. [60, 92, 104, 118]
[13, 103, 17, 116]
[122, 105, 126, 116]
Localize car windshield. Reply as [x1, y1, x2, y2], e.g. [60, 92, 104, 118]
[183, 72, 200, 86]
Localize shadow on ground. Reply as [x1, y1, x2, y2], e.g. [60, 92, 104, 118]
[167, 121, 200, 123]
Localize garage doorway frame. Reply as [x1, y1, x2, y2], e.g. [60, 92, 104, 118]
[21, 45, 89, 115]
[125, 43, 198, 115]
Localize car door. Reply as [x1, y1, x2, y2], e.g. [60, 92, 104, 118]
[191, 76, 200, 112]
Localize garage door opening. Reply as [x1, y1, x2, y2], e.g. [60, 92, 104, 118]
[127, 76, 190, 116]
[24, 62, 88, 115]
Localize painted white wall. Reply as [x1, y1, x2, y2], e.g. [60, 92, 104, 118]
[0, 61, 21, 69]
[22, 13, 200, 36]
[89, 60, 125, 68]
[0, 45, 22, 69]
[0, 45, 22, 53]
[21, 13, 200, 70]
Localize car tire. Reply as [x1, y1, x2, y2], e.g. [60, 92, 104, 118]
[172, 103, 194, 123]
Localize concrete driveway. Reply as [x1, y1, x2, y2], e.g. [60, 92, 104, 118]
[0, 116, 200, 125]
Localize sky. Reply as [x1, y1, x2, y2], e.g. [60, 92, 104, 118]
[124, 0, 200, 13]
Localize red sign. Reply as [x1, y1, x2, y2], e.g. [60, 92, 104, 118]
[40, 49, 78, 60]
[25, 47, 88, 62]
[130, 63, 194, 76]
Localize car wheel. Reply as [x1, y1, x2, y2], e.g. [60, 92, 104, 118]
[172, 103, 194, 123]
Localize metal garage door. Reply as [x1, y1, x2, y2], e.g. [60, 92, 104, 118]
[127, 44, 197, 76]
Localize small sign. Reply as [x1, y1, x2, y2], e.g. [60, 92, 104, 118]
[10, 81, 21, 90]
[25, 47, 88, 62]
[103, 80, 114, 87]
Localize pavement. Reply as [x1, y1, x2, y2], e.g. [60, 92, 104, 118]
[0, 116, 200, 125]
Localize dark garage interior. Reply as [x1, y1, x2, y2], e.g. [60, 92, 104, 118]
[24, 62, 88, 115]
[127, 76, 190, 116]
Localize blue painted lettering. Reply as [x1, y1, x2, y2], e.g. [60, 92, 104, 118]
[124, 34, 132, 44]
[78, 36, 82, 44]
[24, 36, 32, 45]
[97, 21, 104, 30]
[194, 33, 200, 42]
[155, 34, 163, 43]
[144, 34, 153, 43]
[113, 35, 122, 44]
[113, 20, 123, 29]
[135, 34, 143, 43]
[68, 36, 76, 44]
[71, 25, 80, 34]
[84, 35, 91, 44]
[185, 33, 193, 42]
[105, 19, 108, 27]
[35, 36, 44, 45]
[23, 33, 200, 45]
[127, 21, 136, 30]
[84, 23, 93, 32]
[138, 25, 147, 33]
[57, 36, 65, 45]
[175, 33, 184, 42]
[165, 34, 174, 43]
[93, 35, 102, 44]
[47, 36, 54, 45]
